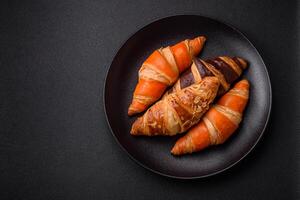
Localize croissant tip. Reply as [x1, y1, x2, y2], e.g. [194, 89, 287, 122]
[234, 79, 250, 91]
[128, 107, 139, 116]
[128, 110, 134, 116]
[130, 126, 138, 135]
[198, 36, 206, 41]
[236, 57, 248, 69]
[170, 148, 177, 155]
[131, 129, 143, 136]
[170, 145, 181, 156]
[238, 79, 249, 85]
[171, 151, 181, 156]
[130, 117, 143, 135]
[130, 129, 136, 135]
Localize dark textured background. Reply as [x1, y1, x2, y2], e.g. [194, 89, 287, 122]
[0, 0, 299, 199]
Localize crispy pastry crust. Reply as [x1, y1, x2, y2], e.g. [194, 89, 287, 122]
[171, 79, 249, 155]
[130, 77, 219, 136]
[166, 56, 248, 97]
[128, 36, 206, 116]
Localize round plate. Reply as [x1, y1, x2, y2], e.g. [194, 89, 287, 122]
[104, 15, 272, 179]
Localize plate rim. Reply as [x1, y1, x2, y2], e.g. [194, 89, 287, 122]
[103, 14, 272, 179]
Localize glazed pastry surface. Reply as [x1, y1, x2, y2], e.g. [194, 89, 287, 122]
[128, 36, 206, 116]
[131, 77, 219, 136]
[171, 79, 249, 155]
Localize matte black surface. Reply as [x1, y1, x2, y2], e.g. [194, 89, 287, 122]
[0, 0, 299, 199]
[104, 15, 271, 178]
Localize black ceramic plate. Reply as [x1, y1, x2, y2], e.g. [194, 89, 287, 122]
[104, 15, 272, 179]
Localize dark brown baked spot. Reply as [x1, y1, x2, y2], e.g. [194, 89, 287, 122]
[206, 58, 239, 84]
[179, 69, 195, 89]
[194, 58, 213, 78]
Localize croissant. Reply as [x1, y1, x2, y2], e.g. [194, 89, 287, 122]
[128, 36, 206, 116]
[165, 56, 247, 97]
[130, 77, 219, 136]
[171, 79, 250, 155]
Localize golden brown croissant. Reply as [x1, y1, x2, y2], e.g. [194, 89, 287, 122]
[130, 77, 220, 136]
[165, 56, 247, 97]
[171, 79, 250, 155]
[128, 36, 206, 116]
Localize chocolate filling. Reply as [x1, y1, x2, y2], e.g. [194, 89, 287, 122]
[179, 68, 195, 89]
[194, 58, 213, 78]
[206, 58, 239, 84]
